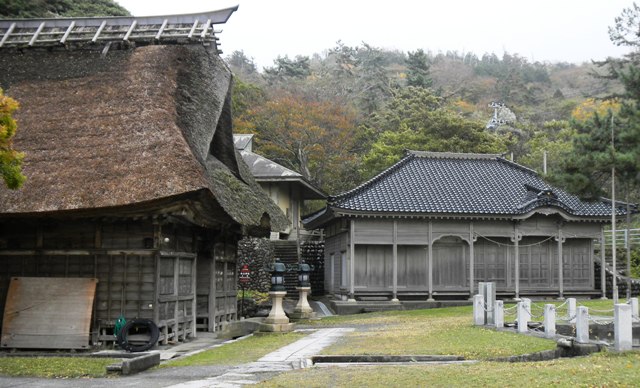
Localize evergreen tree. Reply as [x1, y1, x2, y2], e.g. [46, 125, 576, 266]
[406, 49, 432, 88]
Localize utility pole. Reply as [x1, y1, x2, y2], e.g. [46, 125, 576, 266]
[611, 114, 618, 304]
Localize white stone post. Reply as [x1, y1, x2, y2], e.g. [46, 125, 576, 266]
[630, 297, 638, 320]
[544, 304, 556, 338]
[517, 301, 528, 333]
[575, 306, 589, 344]
[614, 303, 633, 351]
[484, 282, 496, 325]
[473, 294, 485, 326]
[522, 297, 531, 320]
[494, 300, 504, 329]
[567, 298, 577, 323]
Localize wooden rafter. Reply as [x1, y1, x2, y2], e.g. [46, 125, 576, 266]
[0, 6, 237, 51]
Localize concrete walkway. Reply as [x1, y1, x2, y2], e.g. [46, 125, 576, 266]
[0, 328, 352, 388]
[166, 328, 354, 388]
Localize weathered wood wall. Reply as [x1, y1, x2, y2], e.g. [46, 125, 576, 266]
[0, 218, 237, 347]
[323, 216, 601, 299]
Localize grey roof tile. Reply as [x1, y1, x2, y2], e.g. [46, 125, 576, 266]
[329, 151, 624, 218]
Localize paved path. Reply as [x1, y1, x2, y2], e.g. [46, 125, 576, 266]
[166, 328, 354, 388]
[0, 328, 353, 388]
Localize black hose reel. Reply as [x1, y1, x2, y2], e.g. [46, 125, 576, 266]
[116, 318, 160, 352]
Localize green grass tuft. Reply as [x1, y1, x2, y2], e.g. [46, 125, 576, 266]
[163, 332, 307, 367]
[0, 357, 119, 378]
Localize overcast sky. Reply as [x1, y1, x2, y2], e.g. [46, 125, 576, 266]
[116, 0, 633, 70]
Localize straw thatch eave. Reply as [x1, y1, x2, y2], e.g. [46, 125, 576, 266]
[0, 44, 287, 233]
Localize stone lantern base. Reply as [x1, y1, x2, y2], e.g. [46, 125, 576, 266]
[260, 291, 296, 333]
[290, 286, 316, 320]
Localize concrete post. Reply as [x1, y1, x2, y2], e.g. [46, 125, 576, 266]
[544, 304, 556, 338]
[575, 306, 589, 344]
[473, 294, 485, 326]
[484, 282, 496, 325]
[567, 298, 577, 323]
[517, 301, 528, 333]
[614, 303, 633, 352]
[494, 300, 504, 329]
[630, 298, 638, 320]
[522, 297, 531, 318]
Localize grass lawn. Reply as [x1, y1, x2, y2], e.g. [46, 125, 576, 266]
[163, 332, 307, 367]
[259, 299, 640, 387]
[0, 357, 120, 378]
[304, 305, 554, 359]
[259, 351, 640, 387]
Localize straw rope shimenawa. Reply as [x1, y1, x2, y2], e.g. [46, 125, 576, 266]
[0, 44, 287, 233]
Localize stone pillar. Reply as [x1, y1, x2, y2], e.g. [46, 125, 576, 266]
[567, 298, 577, 323]
[473, 294, 485, 326]
[614, 303, 633, 352]
[261, 291, 295, 332]
[544, 304, 556, 338]
[575, 306, 589, 344]
[517, 301, 528, 333]
[483, 282, 496, 325]
[290, 287, 315, 320]
[494, 300, 504, 329]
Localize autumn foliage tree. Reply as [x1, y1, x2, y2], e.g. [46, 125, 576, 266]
[237, 92, 360, 194]
[0, 89, 25, 189]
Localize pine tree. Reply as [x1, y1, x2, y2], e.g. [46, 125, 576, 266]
[405, 49, 432, 88]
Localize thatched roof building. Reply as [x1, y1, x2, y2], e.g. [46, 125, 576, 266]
[0, 20, 286, 234]
[0, 10, 287, 349]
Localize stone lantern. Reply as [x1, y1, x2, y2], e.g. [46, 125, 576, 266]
[291, 261, 315, 320]
[260, 259, 295, 332]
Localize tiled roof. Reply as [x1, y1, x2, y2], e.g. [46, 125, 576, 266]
[329, 151, 625, 218]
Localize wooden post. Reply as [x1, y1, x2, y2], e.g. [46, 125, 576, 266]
[173, 256, 179, 341]
[191, 254, 197, 338]
[348, 219, 356, 302]
[556, 226, 565, 300]
[512, 224, 521, 300]
[469, 222, 475, 298]
[428, 221, 434, 302]
[392, 221, 399, 302]
[600, 226, 607, 299]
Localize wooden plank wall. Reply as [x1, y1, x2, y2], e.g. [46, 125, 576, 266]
[340, 218, 598, 298]
[0, 218, 226, 347]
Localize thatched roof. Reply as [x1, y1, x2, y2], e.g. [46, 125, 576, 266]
[0, 44, 287, 233]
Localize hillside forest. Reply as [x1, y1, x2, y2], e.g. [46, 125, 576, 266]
[228, 43, 628, 199]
